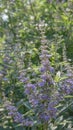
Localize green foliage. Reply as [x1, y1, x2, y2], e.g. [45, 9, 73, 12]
[0, 0, 73, 129]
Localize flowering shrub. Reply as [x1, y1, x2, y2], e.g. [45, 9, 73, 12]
[0, 0, 73, 130]
[4, 22, 73, 130]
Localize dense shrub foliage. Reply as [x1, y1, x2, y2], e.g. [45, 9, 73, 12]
[0, 0, 73, 130]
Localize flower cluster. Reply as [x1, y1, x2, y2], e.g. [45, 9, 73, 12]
[6, 21, 73, 127]
[18, 71, 29, 83]
[60, 73, 73, 95]
[6, 104, 33, 127]
[24, 22, 59, 124]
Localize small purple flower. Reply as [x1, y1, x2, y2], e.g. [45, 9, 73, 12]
[42, 60, 50, 66]
[24, 119, 33, 127]
[29, 98, 39, 107]
[40, 54, 51, 59]
[40, 67, 46, 72]
[49, 67, 55, 73]
[38, 80, 46, 87]
[40, 113, 50, 121]
[66, 79, 73, 85]
[71, 85, 73, 89]
[8, 112, 14, 116]
[25, 88, 31, 94]
[44, 115, 50, 121]
[20, 78, 29, 83]
[27, 83, 36, 89]
[41, 75, 47, 80]
[39, 94, 48, 100]
[6, 105, 17, 112]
